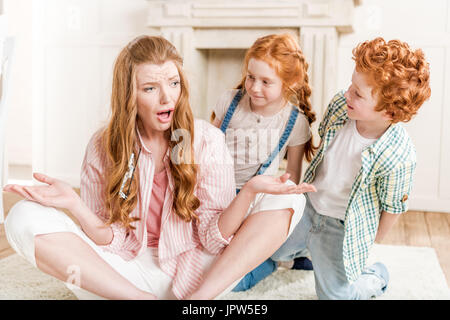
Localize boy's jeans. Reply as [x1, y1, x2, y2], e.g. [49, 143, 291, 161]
[234, 196, 388, 300]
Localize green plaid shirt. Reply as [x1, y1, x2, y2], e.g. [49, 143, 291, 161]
[304, 91, 416, 282]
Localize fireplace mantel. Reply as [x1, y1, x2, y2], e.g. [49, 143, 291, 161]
[147, 0, 359, 32]
[145, 0, 360, 121]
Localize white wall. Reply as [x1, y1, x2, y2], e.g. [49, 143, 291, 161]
[4, 0, 33, 166]
[336, 0, 450, 212]
[6, 0, 150, 185]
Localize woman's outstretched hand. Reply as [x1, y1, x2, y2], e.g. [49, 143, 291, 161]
[3, 172, 82, 212]
[244, 173, 317, 195]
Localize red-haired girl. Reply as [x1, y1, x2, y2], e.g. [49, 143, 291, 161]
[188, 33, 318, 299]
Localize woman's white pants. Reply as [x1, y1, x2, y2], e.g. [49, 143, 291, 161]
[4, 190, 305, 299]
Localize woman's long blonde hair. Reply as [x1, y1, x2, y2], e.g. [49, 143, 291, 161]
[237, 33, 317, 161]
[101, 35, 200, 229]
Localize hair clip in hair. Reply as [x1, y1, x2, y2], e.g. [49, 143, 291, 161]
[119, 148, 141, 200]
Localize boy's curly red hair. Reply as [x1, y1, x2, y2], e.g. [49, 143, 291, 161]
[352, 37, 431, 123]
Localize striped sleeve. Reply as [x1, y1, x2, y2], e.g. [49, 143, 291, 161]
[80, 132, 127, 252]
[376, 159, 416, 214]
[195, 123, 236, 255]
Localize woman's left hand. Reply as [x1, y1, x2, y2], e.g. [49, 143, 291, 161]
[244, 173, 317, 195]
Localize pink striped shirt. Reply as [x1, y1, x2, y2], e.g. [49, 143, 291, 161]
[80, 119, 236, 299]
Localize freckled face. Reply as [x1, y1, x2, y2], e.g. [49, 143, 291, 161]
[244, 58, 284, 109]
[135, 61, 181, 133]
[344, 69, 387, 123]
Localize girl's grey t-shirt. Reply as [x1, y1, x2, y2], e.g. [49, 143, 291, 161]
[214, 89, 311, 189]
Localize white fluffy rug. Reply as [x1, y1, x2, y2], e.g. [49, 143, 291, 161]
[0, 244, 448, 300]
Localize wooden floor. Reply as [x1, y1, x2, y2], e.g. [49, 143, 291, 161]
[1, 191, 449, 288]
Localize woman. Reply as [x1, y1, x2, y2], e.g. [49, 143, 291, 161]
[4, 35, 314, 299]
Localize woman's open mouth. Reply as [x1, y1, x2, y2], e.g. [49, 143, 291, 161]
[156, 109, 174, 123]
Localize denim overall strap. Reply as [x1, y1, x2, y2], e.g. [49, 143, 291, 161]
[220, 90, 244, 134]
[221, 90, 243, 196]
[255, 106, 299, 176]
[235, 106, 299, 194]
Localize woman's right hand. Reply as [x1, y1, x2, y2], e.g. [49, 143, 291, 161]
[3, 172, 82, 212]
